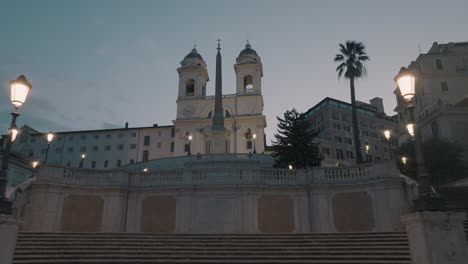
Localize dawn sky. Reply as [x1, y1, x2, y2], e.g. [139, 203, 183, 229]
[1, 0, 467, 143]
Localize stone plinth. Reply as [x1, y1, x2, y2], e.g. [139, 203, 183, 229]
[0, 215, 22, 264]
[401, 211, 468, 264]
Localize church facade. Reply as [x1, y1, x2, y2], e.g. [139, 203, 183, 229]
[10, 43, 266, 169]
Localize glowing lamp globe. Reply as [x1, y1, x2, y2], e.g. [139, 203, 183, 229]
[10, 75, 32, 109]
[397, 75, 415, 102]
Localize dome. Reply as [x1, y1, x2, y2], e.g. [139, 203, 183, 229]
[184, 48, 204, 61]
[239, 43, 258, 56]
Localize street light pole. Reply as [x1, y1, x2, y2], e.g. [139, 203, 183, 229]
[44, 131, 54, 163]
[79, 154, 86, 168]
[396, 68, 444, 212]
[253, 133, 257, 154]
[188, 135, 192, 156]
[384, 129, 392, 160]
[0, 75, 32, 215]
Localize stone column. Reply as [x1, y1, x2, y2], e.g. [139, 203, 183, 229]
[401, 212, 468, 264]
[0, 215, 22, 264]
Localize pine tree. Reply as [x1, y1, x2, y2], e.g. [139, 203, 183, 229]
[272, 109, 321, 169]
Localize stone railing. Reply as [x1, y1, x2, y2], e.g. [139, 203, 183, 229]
[35, 161, 399, 188]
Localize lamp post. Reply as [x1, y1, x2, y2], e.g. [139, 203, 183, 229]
[79, 154, 86, 168]
[396, 68, 444, 211]
[188, 135, 192, 156]
[384, 129, 392, 160]
[44, 131, 54, 163]
[0, 75, 32, 215]
[253, 133, 257, 154]
[365, 143, 370, 162]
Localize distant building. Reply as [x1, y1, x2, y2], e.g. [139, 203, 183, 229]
[304, 97, 398, 166]
[8, 43, 267, 169]
[394, 41, 468, 164]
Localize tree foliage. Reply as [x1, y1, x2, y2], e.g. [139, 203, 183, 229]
[397, 138, 465, 185]
[272, 109, 321, 169]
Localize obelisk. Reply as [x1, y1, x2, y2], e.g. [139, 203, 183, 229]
[209, 39, 228, 154]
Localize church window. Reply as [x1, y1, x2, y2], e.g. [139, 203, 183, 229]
[142, 150, 149, 162]
[186, 79, 195, 96]
[170, 142, 175, 152]
[225, 110, 231, 118]
[244, 75, 253, 92]
[117, 160, 121, 167]
[184, 143, 190, 152]
[104, 160, 108, 168]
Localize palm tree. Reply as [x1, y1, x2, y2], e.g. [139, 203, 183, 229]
[334, 41, 369, 164]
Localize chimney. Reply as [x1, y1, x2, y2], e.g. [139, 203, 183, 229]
[125, 122, 129, 129]
[370, 97, 384, 114]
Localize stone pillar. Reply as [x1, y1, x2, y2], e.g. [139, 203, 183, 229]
[0, 215, 22, 264]
[401, 212, 468, 264]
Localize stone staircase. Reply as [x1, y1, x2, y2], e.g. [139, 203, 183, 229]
[13, 232, 413, 263]
[438, 186, 468, 240]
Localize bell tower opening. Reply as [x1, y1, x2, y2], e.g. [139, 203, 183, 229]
[186, 79, 195, 96]
[244, 75, 254, 92]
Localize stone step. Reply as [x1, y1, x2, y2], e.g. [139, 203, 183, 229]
[13, 232, 413, 264]
[15, 245, 411, 251]
[13, 260, 413, 264]
[13, 254, 412, 261]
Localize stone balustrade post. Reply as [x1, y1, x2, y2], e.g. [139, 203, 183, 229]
[401, 211, 468, 264]
[0, 215, 22, 264]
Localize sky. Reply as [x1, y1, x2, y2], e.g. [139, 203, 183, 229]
[1, 0, 468, 144]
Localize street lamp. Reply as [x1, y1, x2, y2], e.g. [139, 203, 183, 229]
[396, 68, 444, 211]
[143, 168, 149, 173]
[365, 143, 370, 162]
[0, 75, 32, 215]
[288, 164, 293, 170]
[32, 161, 39, 169]
[384, 129, 393, 160]
[188, 135, 192, 156]
[9, 125, 19, 142]
[253, 133, 257, 154]
[401, 156, 407, 166]
[44, 131, 54, 163]
[79, 153, 86, 168]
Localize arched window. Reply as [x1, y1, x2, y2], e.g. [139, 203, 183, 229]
[225, 110, 231, 118]
[186, 79, 195, 96]
[244, 75, 253, 91]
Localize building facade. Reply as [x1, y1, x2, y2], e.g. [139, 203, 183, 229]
[304, 97, 398, 166]
[394, 41, 468, 145]
[10, 43, 267, 169]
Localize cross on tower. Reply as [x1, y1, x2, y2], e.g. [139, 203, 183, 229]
[193, 40, 197, 49]
[217, 39, 221, 51]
